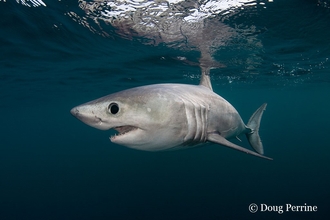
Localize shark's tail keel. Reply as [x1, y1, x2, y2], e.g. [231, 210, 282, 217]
[246, 103, 267, 155]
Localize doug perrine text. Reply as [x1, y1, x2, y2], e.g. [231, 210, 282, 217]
[248, 203, 317, 214]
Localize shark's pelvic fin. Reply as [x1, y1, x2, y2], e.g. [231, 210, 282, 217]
[207, 132, 273, 160]
[246, 103, 267, 155]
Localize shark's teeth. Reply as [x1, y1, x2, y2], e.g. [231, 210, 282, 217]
[114, 126, 137, 134]
[110, 126, 138, 140]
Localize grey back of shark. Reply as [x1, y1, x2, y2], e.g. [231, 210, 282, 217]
[71, 69, 271, 160]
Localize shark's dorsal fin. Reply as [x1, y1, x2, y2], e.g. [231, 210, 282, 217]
[199, 66, 213, 91]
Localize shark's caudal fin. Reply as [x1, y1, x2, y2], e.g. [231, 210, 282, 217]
[246, 103, 267, 155]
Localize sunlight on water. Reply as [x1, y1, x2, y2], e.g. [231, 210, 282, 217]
[11, 0, 46, 7]
[2, 0, 329, 85]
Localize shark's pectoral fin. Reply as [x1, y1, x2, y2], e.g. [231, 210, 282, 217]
[207, 133, 273, 160]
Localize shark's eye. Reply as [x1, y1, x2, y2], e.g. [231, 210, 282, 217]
[108, 103, 119, 114]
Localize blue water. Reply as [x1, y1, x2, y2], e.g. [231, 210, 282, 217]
[1, 0, 330, 219]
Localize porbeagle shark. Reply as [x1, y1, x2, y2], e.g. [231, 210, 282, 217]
[71, 67, 272, 160]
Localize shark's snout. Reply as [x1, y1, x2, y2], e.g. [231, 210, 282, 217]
[70, 106, 90, 123]
[70, 107, 79, 117]
[70, 107, 87, 122]
[70, 105, 111, 130]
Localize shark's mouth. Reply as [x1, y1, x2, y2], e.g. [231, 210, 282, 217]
[110, 126, 139, 141]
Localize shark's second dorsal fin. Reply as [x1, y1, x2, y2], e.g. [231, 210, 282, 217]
[199, 66, 213, 91]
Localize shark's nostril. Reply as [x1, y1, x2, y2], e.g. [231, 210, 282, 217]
[95, 116, 103, 123]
